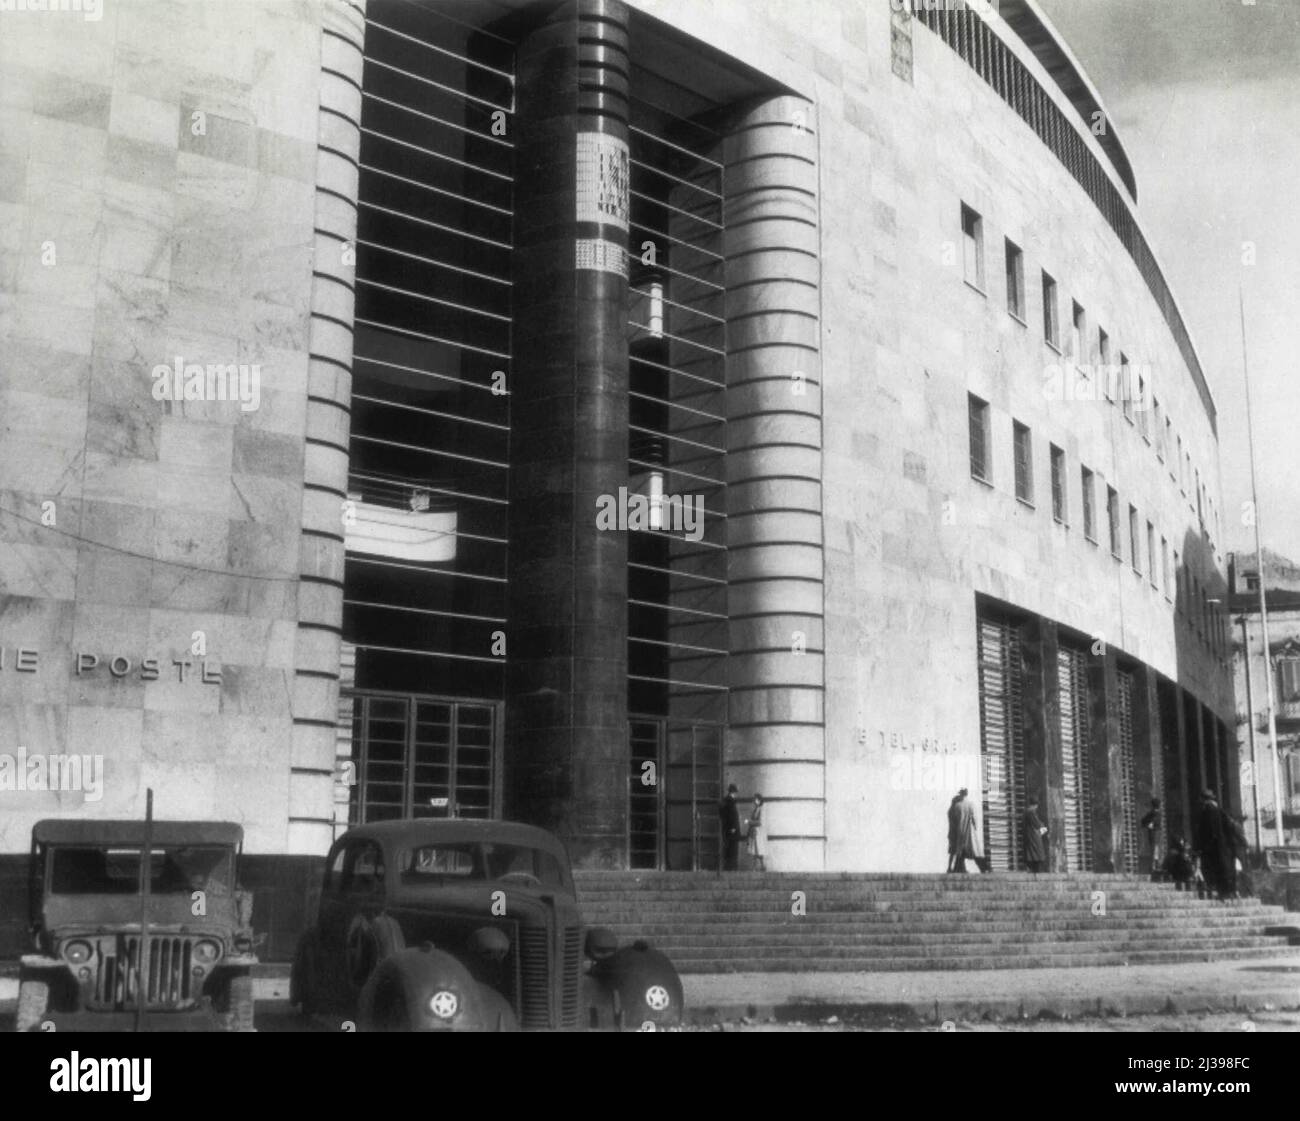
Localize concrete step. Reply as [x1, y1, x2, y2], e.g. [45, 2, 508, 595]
[572, 872, 1294, 971]
[593, 918, 1273, 939]
[664, 944, 1300, 973]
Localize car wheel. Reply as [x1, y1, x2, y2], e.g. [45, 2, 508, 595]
[345, 914, 405, 996]
[15, 977, 50, 1033]
[215, 973, 256, 1033]
[290, 931, 321, 1016]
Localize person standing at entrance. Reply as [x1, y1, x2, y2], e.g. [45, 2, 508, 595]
[746, 794, 766, 872]
[1021, 797, 1047, 872]
[1139, 798, 1162, 878]
[946, 793, 963, 872]
[719, 784, 742, 871]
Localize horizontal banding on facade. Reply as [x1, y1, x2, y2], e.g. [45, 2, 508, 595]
[289, 0, 367, 855]
[723, 95, 825, 865]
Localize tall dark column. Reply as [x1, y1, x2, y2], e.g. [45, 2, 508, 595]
[506, 0, 631, 866]
[1087, 648, 1119, 871]
[1023, 618, 1064, 870]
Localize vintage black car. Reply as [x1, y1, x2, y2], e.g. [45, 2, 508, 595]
[16, 819, 259, 1032]
[290, 819, 683, 1031]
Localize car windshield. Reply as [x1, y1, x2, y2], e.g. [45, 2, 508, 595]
[48, 845, 235, 896]
[400, 842, 567, 888]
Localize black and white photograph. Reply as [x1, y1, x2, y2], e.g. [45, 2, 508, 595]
[0, 0, 1297, 1086]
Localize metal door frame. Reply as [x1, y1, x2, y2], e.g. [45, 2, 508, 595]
[346, 689, 504, 823]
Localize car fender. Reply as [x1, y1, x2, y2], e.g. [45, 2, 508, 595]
[589, 942, 683, 1029]
[358, 944, 507, 1032]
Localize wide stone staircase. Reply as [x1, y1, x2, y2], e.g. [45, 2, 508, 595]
[574, 871, 1300, 972]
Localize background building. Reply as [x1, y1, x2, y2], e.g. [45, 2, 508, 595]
[0, 0, 1235, 941]
[1228, 550, 1300, 849]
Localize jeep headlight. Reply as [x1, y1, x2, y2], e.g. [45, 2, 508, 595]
[428, 990, 459, 1020]
[63, 940, 92, 965]
[193, 940, 221, 965]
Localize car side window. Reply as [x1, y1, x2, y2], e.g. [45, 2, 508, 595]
[323, 843, 347, 893]
[345, 842, 385, 895]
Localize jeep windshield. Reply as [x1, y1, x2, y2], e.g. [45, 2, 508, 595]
[399, 842, 569, 889]
[48, 845, 235, 896]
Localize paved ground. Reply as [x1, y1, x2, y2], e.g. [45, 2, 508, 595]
[678, 956, 1300, 1025]
[5, 954, 1299, 1031]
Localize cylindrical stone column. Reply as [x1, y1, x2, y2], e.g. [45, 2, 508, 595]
[505, 0, 631, 867]
[722, 97, 826, 872]
[287, 0, 365, 856]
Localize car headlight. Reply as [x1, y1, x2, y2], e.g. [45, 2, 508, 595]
[63, 940, 93, 965]
[428, 990, 459, 1020]
[192, 940, 221, 965]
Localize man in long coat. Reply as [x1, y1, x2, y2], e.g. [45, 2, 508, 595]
[1195, 790, 1233, 900]
[719, 784, 742, 871]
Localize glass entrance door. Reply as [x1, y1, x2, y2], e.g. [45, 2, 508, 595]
[630, 718, 723, 870]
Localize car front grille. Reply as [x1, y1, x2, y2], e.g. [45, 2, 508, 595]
[560, 926, 582, 1028]
[517, 928, 551, 1029]
[514, 922, 583, 1030]
[87, 936, 195, 1011]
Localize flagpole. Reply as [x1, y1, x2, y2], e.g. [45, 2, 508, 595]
[1239, 289, 1286, 846]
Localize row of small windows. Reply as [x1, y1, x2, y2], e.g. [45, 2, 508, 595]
[969, 395, 1228, 660]
[960, 202, 1220, 550]
[916, 4, 1215, 429]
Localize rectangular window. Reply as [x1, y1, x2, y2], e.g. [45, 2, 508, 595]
[1167, 418, 1175, 478]
[1177, 436, 1184, 491]
[1154, 399, 1164, 460]
[1005, 239, 1025, 320]
[962, 203, 985, 290]
[1147, 522, 1156, 587]
[1041, 270, 1059, 347]
[1081, 466, 1096, 541]
[1107, 486, 1121, 559]
[1278, 658, 1300, 703]
[969, 393, 991, 482]
[1129, 504, 1141, 573]
[1137, 373, 1149, 440]
[1120, 353, 1133, 422]
[1071, 301, 1086, 366]
[1013, 420, 1033, 504]
[1050, 444, 1066, 523]
[1175, 552, 1183, 613]
[1162, 537, 1171, 600]
[1098, 328, 1111, 398]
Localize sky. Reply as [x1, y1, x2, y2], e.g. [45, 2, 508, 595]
[1037, 0, 1300, 567]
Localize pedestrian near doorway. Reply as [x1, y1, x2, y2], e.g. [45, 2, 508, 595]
[949, 788, 990, 873]
[719, 784, 741, 871]
[1140, 798, 1162, 878]
[946, 792, 963, 872]
[747, 794, 766, 871]
[1021, 797, 1047, 872]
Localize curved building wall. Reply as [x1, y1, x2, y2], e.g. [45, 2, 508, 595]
[626, 0, 1232, 871]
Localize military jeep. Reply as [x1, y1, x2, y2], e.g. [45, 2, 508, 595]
[291, 819, 683, 1031]
[16, 820, 259, 1032]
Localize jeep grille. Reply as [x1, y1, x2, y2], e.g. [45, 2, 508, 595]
[88, 936, 195, 1011]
